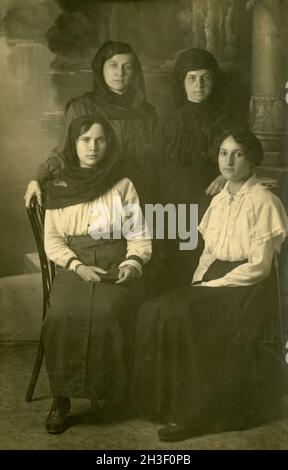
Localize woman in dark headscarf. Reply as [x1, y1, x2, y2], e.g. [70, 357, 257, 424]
[155, 48, 239, 290]
[42, 114, 152, 434]
[24, 41, 158, 207]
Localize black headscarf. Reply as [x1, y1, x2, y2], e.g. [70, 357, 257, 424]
[173, 48, 221, 108]
[72, 41, 149, 120]
[44, 115, 123, 209]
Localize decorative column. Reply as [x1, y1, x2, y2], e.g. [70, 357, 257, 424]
[250, 0, 288, 344]
[250, 0, 288, 168]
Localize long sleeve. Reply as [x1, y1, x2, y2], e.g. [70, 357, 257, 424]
[201, 238, 275, 287]
[192, 245, 216, 283]
[44, 209, 82, 272]
[118, 179, 152, 274]
[194, 177, 288, 287]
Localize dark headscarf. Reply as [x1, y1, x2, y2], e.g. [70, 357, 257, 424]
[162, 47, 228, 166]
[44, 115, 123, 209]
[173, 48, 220, 108]
[71, 41, 148, 120]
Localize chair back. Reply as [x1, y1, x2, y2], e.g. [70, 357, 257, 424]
[26, 198, 55, 315]
[259, 255, 287, 370]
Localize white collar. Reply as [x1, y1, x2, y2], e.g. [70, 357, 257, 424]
[223, 174, 258, 197]
[220, 174, 278, 201]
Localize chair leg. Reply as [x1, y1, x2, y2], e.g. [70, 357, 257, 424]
[25, 338, 44, 402]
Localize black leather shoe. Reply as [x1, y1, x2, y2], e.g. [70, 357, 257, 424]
[45, 398, 71, 434]
[158, 423, 190, 442]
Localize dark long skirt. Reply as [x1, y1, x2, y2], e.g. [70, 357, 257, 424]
[156, 161, 215, 292]
[133, 261, 288, 435]
[43, 236, 145, 401]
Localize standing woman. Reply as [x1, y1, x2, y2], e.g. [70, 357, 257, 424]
[24, 41, 158, 207]
[155, 48, 240, 288]
[43, 114, 151, 434]
[134, 128, 288, 442]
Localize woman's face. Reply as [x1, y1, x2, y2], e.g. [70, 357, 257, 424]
[103, 53, 134, 94]
[76, 123, 107, 168]
[184, 69, 213, 103]
[218, 136, 254, 183]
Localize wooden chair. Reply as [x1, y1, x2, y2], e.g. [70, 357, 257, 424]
[257, 255, 288, 423]
[25, 198, 55, 402]
[256, 257, 286, 364]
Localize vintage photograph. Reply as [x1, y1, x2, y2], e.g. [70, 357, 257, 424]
[0, 0, 288, 452]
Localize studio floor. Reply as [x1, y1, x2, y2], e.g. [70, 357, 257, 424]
[1, 342, 288, 450]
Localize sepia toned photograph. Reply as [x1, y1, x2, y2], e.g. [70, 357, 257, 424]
[0, 0, 288, 453]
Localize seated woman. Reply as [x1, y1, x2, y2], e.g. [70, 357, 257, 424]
[133, 128, 288, 442]
[43, 114, 152, 434]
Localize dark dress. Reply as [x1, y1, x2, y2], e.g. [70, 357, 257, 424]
[43, 236, 145, 401]
[133, 260, 287, 435]
[154, 100, 230, 290]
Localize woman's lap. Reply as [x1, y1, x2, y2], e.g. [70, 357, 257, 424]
[43, 268, 144, 399]
[46, 268, 143, 319]
[133, 282, 286, 430]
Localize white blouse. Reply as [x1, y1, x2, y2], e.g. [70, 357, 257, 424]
[192, 175, 288, 287]
[44, 178, 152, 274]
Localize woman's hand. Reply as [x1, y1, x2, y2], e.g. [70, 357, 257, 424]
[116, 265, 141, 284]
[24, 180, 42, 207]
[76, 265, 107, 282]
[205, 175, 226, 196]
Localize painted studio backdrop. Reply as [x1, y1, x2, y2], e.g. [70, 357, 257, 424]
[0, 0, 287, 338]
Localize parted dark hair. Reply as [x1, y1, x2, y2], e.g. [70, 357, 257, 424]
[64, 115, 117, 168]
[211, 127, 264, 166]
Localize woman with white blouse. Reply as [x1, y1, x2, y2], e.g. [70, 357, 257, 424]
[133, 128, 288, 442]
[42, 114, 151, 434]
